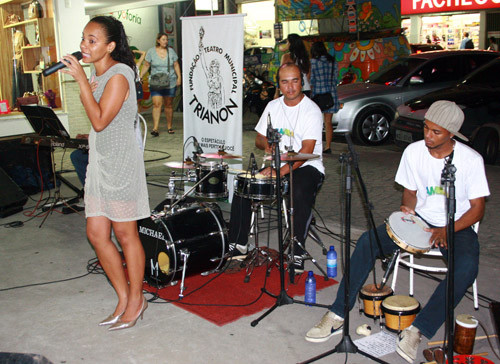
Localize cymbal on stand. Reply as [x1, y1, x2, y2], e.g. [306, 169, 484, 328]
[200, 152, 243, 159]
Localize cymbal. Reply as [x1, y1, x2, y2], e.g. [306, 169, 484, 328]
[200, 151, 243, 159]
[164, 161, 197, 169]
[264, 152, 320, 161]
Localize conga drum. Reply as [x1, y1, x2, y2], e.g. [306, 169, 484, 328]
[381, 295, 420, 332]
[386, 212, 432, 254]
[359, 284, 393, 318]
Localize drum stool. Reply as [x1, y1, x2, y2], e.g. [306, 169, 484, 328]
[390, 223, 479, 310]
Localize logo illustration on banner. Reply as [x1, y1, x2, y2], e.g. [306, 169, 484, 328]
[188, 26, 239, 124]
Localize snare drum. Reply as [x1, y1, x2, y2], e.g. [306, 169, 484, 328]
[386, 211, 432, 254]
[234, 172, 276, 201]
[138, 202, 228, 287]
[359, 284, 393, 318]
[381, 295, 420, 332]
[196, 162, 228, 198]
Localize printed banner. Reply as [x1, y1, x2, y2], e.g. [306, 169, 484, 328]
[181, 14, 244, 200]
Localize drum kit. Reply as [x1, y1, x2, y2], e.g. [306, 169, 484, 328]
[138, 148, 325, 295]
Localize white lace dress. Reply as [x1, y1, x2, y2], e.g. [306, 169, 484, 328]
[84, 63, 150, 221]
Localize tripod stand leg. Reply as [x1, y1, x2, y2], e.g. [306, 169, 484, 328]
[296, 241, 328, 280]
[308, 225, 328, 255]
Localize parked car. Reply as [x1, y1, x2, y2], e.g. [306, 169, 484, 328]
[391, 57, 500, 164]
[410, 43, 443, 53]
[332, 50, 498, 145]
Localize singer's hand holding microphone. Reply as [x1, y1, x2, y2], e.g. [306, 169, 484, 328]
[46, 51, 85, 81]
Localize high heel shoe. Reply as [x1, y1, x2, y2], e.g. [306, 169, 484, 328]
[98, 312, 124, 326]
[108, 297, 148, 331]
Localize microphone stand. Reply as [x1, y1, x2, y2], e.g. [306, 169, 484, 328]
[251, 128, 329, 328]
[300, 134, 388, 364]
[441, 162, 457, 363]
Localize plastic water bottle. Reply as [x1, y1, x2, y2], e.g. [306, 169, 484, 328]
[304, 271, 316, 305]
[327, 246, 337, 278]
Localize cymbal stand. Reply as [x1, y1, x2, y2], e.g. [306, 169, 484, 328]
[441, 160, 457, 363]
[300, 134, 387, 364]
[251, 128, 329, 328]
[241, 200, 273, 283]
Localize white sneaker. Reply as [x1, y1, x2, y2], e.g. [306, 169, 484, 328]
[305, 311, 344, 343]
[396, 326, 421, 363]
[229, 243, 248, 257]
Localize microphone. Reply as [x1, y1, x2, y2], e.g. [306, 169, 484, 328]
[380, 250, 400, 289]
[250, 152, 258, 176]
[42, 51, 83, 77]
[266, 113, 273, 141]
[193, 136, 204, 155]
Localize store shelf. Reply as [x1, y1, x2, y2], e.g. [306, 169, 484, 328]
[3, 18, 37, 29]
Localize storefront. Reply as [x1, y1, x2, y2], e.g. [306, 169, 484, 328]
[402, 0, 500, 50]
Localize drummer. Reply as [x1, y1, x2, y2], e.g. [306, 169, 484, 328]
[305, 100, 490, 363]
[228, 62, 325, 272]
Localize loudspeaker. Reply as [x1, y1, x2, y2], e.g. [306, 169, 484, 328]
[0, 167, 28, 218]
[0, 137, 56, 195]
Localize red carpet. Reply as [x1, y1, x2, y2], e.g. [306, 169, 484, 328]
[143, 263, 337, 326]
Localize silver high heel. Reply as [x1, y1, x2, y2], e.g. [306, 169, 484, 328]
[108, 297, 148, 331]
[98, 312, 124, 326]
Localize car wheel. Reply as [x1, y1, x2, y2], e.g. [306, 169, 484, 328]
[353, 108, 392, 146]
[472, 128, 499, 165]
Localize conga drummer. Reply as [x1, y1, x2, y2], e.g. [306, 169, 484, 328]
[305, 100, 490, 363]
[227, 62, 325, 273]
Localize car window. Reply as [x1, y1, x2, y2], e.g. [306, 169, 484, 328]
[462, 59, 500, 88]
[413, 56, 461, 84]
[463, 54, 498, 76]
[367, 58, 426, 85]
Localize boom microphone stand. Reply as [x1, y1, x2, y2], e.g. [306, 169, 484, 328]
[300, 134, 388, 364]
[251, 127, 329, 328]
[441, 160, 457, 363]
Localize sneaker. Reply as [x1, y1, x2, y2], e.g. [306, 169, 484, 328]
[396, 326, 421, 363]
[305, 311, 344, 343]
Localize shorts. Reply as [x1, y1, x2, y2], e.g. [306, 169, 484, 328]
[151, 86, 176, 98]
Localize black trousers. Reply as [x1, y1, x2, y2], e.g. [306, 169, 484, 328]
[228, 165, 324, 252]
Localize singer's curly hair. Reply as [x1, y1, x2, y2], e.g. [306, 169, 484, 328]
[89, 16, 137, 78]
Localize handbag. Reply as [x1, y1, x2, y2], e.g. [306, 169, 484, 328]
[149, 73, 170, 91]
[312, 60, 335, 112]
[149, 48, 171, 91]
[312, 93, 334, 112]
[135, 80, 144, 100]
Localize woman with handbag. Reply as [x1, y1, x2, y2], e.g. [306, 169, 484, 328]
[140, 32, 181, 136]
[310, 41, 339, 154]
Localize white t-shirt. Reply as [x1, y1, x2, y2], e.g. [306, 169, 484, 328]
[395, 140, 490, 227]
[255, 95, 324, 175]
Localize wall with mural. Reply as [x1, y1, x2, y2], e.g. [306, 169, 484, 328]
[268, 32, 410, 85]
[277, 0, 401, 33]
[270, 0, 409, 84]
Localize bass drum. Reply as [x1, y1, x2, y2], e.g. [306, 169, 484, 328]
[138, 201, 228, 287]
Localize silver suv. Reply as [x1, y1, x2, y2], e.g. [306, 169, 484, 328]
[333, 50, 498, 145]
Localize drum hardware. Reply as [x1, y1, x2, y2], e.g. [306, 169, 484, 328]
[294, 240, 328, 280]
[239, 201, 274, 283]
[178, 249, 190, 299]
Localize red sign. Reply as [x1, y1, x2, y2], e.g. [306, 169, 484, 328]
[402, 0, 500, 15]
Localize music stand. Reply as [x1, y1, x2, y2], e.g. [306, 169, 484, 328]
[21, 105, 83, 209]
